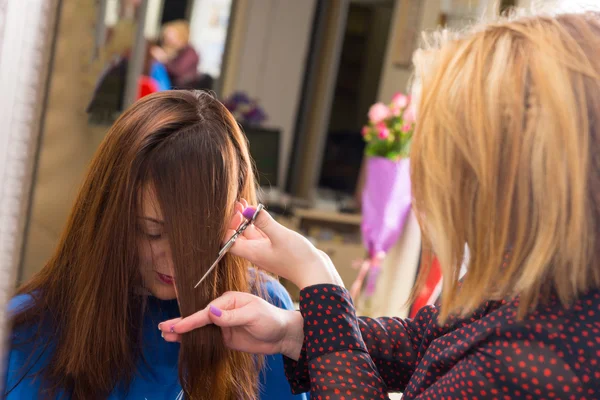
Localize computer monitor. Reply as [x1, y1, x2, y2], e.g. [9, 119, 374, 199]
[318, 129, 366, 195]
[243, 125, 280, 188]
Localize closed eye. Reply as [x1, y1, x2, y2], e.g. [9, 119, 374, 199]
[145, 233, 163, 240]
[138, 216, 165, 241]
[137, 225, 164, 241]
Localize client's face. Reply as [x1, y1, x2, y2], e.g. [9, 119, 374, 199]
[137, 186, 177, 300]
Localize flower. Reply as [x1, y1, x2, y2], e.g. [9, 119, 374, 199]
[223, 91, 267, 125]
[391, 93, 409, 109]
[376, 122, 390, 139]
[362, 92, 413, 160]
[368, 102, 390, 124]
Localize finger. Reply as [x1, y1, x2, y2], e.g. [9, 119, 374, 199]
[247, 224, 268, 239]
[229, 235, 270, 264]
[158, 318, 182, 333]
[228, 210, 244, 231]
[242, 224, 264, 240]
[173, 291, 256, 334]
[161, 332, 181, 342]
[224, 211, 245, 245]
[171, 308, 212, 334]
[208, 302, 257, 329]
[240, 198, 249, 209]
[241, 207, 286, 243]
[234, 201, 244, 215]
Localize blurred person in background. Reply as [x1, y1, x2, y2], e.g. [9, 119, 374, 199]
[151, 20, 201, 89]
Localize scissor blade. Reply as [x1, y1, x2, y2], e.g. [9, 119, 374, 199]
[193, 252, 226, 289]
[193, 204, 264, 289]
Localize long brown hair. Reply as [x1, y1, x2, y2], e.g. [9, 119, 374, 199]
[410, 11, 600, 322]
[10, 90, 262, 399]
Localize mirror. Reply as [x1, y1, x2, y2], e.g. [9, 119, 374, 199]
[19, 0, 235, 283]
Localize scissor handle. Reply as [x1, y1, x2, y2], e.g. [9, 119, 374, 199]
[217, 204, 263, 256]
[251, 204, 264, 222]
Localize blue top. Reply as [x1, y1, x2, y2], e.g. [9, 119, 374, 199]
[150, 62, 172, 91]
[4, 279, 307, 399]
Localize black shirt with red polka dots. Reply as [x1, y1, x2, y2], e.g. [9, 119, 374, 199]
[284, 284, 600, 399]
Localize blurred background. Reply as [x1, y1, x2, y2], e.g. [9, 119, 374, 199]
[7, 0, 581, 320]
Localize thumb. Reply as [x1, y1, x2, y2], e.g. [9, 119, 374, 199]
[242, 207, 287, 242]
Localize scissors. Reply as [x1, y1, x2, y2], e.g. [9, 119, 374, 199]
[193, 203, 264, 289]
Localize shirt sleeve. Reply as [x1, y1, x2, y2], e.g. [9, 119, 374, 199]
[260, 277, 309, 400]
[165, 47, 199, 81]
[357, 306, 440, 391]
[284, 284, 441, 397]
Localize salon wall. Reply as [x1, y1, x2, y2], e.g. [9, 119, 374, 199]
[376, 0, 441, 102]
[518, 0, 552, 8]
[377, 0, 518, 102]
[221, 0, 316, 188]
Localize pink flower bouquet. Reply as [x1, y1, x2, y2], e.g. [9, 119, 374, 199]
[352, 93, 416, 300]
[361, 92, 415, 159]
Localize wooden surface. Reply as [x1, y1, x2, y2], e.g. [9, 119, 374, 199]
[293, 208, 362, 225]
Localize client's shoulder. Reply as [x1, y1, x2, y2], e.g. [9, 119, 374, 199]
[7, 292, 50, 342]
[8, 293, 36, 316]
[248, 268, 294, 310]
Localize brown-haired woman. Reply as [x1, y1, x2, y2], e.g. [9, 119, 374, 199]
[4, 90, 307, 400]
[161, 11, 600, 399]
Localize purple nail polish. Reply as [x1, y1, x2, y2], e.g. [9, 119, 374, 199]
[242, 207, 256, 220]
[169, 325, 175, 333]
[210, 305, 222, 317]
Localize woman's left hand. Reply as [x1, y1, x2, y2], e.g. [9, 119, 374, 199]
[159, 291, 304, 360]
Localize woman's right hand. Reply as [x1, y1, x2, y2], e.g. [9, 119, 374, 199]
[160, 291, 304, 360]
[228, 203, 343, 290]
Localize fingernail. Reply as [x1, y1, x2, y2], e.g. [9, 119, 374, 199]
[169, 325, 175, 333]
[242, 207, 256, 220]
[161, 331, 164, 338]
[158, 323, 162, 331]
[210, 305, 222, 317]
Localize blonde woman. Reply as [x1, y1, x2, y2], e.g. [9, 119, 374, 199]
[151, 20, 200, 88]
[159, 11, 600, 399]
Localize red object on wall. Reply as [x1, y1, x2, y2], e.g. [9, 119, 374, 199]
[138, 76, 159, 100]
[409, 256, 442, 318]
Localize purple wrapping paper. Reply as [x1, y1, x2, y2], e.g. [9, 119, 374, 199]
[361, 157, 412, 295]
[361, 157, 412, 254]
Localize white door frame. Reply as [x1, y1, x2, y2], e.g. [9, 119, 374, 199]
[0, 0, 60, 390]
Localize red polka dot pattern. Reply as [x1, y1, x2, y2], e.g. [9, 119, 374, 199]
[284, 284, 600, 399]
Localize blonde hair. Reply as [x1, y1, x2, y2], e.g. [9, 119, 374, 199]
[410, 11, 600, 322]
[162, 19, 190, 45]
